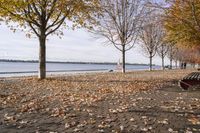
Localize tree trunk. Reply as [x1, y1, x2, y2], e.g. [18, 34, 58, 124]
[162, 56, 164, 70]
[122, 46, 125, 73]
[180, 62, 183, 69]
[184, 63, 187, 69]
[175, 60, 178, 69]
[39, 35, 46, 79]
[149, 55, 152, 71]
[170, 58, 173, 69]
[192, 63, 195, 68]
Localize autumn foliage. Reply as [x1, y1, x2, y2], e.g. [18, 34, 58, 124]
[164, 0, 200, 65]
[0, 0, 100, 79]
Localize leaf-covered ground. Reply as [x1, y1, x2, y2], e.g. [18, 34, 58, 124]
[0, 69, 200, 133]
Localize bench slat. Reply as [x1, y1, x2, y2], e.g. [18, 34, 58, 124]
[198, 74, 200, 80]
[192, 73, 198, 80]
[184, 72, 200, 80]
[195, 73, 199, 80]
[185, 72, 195, 80]
[184, 73, 194, 80]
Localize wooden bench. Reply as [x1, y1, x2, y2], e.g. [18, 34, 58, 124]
[179, 72, 200, 90]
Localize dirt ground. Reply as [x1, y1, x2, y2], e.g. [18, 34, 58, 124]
[0, 69, 200, 133]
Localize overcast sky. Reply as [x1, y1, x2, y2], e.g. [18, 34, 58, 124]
[0, 16, 170, 66]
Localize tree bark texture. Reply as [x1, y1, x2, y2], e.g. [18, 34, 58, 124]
[122, 46, 125, 73]
[39, 35, 46, 79]
[162, 56, 164, 70]
[149, 56, 153, 71]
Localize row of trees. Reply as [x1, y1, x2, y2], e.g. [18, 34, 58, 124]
[94, 0, 196, 72]
[0, 0, 155, 78]
[92, 0, 147, 73]
[140, 0, 200, 71]
[1, 0, 199, 79]
[93, 0, 173, 72]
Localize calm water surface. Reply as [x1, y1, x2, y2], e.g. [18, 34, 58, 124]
[0, 61, 161, 77]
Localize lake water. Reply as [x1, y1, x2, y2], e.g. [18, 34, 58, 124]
[0, 61, 161, 77]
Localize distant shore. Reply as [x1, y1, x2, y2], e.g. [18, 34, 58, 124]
[0, 59, 154, 66]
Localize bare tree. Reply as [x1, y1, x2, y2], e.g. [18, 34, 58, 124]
[92, 0, 146, 73]
[157, 43, 169, 70]
[157, 29, 169, 70]
[167, 42, 176, 69]
[139, 14, 163, 71]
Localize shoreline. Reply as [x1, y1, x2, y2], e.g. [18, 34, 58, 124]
[0, 68, 194, 81]
[0, 68, 161, 78]
[0, 60, 152, 66]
